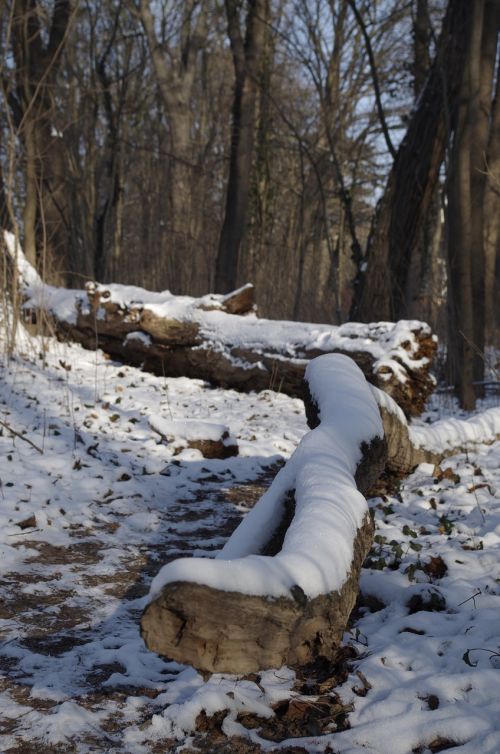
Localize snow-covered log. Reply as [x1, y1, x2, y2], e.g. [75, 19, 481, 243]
[141, 355, 386, 673]
[4, 231, 437, 417]
[149, 417, 238, 459]
[141, 355, 500, 674]
[371, 388, 500, 477]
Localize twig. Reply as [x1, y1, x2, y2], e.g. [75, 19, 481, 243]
[7, 528, 42, 536]
[457, 588, 481, 608]
[0, 419, 43, 453]
[458, 330, 499, 379]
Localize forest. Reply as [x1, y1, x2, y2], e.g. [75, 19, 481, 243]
[1, 2, 500, 753]
[1, 0, 499, 407]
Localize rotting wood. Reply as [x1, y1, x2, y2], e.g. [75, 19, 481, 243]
[4, 233, 436, 417]
[66, 310, 437, 418]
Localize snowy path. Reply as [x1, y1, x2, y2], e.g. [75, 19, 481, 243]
[0, 337, 499, 753]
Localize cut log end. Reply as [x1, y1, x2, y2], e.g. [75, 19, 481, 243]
[140, 514, 374, 674]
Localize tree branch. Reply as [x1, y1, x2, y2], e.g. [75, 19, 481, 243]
[347, 0, 397, 159]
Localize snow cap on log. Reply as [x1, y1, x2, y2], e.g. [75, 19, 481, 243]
[141, 355, 386, 672]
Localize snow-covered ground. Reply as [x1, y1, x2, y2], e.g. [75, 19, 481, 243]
[0, 328, 499, 754]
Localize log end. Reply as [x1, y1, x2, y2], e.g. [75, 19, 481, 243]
[140, 514, 374, 674]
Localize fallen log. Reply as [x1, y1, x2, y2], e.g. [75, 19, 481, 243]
[305, 377, 500, 479]
[141, 355, 500, 675]
[371, 387, 500, 478]
[4, 231, 436, 417]
[141, 354, 386, 673]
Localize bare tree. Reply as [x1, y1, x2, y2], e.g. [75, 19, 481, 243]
[215, 0, 270, 293]
[5, 0, 74, 281]
[351, 0, 473, 323]
[447, 0, 499, 408]
[138, 0, 211, 292]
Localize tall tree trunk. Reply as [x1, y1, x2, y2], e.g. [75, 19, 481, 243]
[351, 0, 473, 323]
[405, 0, 435, 320]
[11, 0, 73, 283]
[447, 68, 476, 410]
[215, 0, 269, 293]
[479, 1, 500, 349]
[139, 0, 207, 292]
[469, 0, 497, 388]
[240, 8, 274, 288]
[484, 46, 500, 345]
[446, 1, 498, 410]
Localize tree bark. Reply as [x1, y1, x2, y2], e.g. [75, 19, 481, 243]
[215, 0, 269, 293]
[470, 0, 497, 388]
[405, 0, 437, 322]
[446, 0, 498, 408]
[11, 0, 74, 283]
[482, 4, 500, 345]
[352, 0, 473, 322]
[446, 38, 476, 411]
[141, 355, 500, 675]
[139, 0, 208, 292]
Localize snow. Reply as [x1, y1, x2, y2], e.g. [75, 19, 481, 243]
[0, 315, 500, 753]
[3, 231, 42, 288]
[149, 354, 381, 600]
[410, 407, 500, 452]
[124, 331, 152, 347]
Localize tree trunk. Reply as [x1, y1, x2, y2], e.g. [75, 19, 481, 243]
[482, 4, 500, 345]
[405, 0, 436, 321]
[139, 0, 207, 292]
[446, 6, 481, 410]
[352, 0, 473, 322]
[470, 0, 497, 388]
[447, 0, 498, 408]
[11, 0, 73, 283]
[215, 0, 269, 293]
[140, 355, 500, 674]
